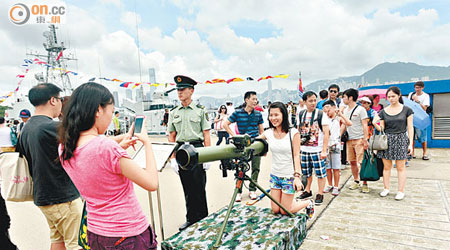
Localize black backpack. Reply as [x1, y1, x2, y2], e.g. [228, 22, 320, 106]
[409, 92, 432, 114]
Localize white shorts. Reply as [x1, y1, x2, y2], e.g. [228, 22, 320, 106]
[326, 152, 341, 170]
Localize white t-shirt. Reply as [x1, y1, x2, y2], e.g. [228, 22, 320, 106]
[408, 92, 430, 106]
[328, 116, 341, 147]
[298, 109, 330, 153]
[263, 128, 299, 178]
[344, 105, 367, 140]
[0, 127, 13, 147]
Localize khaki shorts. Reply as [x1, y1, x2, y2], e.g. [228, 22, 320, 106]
[346, 139, 365, 164]
[38, 198, 83, 250]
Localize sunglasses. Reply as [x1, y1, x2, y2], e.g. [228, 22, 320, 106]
[329, 90, 338, 93]
[55, 96, 64, 102]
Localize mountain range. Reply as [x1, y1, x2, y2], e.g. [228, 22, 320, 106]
[199, 62, 450, 109]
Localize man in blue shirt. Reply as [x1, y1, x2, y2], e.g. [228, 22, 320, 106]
[223, 91, 264, 202]
[316, 90, 329, 110]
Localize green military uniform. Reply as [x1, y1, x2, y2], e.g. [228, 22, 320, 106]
[168, 75, 210, 231]
[168, 102, 210, 142]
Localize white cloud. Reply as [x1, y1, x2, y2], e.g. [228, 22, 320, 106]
[120, 11, 141, 28]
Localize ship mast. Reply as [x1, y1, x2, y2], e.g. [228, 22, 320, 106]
[26, 24, 77, 95]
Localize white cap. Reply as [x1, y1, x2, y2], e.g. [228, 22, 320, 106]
[359, 96, 371, 103]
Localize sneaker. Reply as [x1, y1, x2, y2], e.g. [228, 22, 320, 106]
[323, 186, 333, 193]
[361, 184, 370, 193]
[379, 189, 390, 197]
[249, 191, 257, 200]
[331, 187, 340, 196]
[235, 193, 242, 202]
[395, 192, 405, 200]
[348, 182, 360, 190]
[297, 191, 312, 200]
[315, 194, 324, 205]
[305, 200, 315, 220]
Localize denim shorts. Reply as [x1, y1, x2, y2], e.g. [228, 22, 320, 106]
[414, 127, 427, 143]
[270, 174, 295, 194]
[87, 226, 157, 250]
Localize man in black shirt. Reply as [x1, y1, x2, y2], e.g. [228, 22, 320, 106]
[16, 83, 81, 250]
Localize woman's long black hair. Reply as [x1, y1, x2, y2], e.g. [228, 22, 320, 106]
[218, 105, 227, 114]
[59, 82, 114, 162]
[268, 101, 290, 133]
[386, 86, 404, 104]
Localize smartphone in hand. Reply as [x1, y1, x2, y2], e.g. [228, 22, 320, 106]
[133, 116, 145, 136]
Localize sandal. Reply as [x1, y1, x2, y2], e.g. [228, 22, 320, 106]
[422, 155, 430, 160]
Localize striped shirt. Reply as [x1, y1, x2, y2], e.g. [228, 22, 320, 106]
[228, 108, 263, 138]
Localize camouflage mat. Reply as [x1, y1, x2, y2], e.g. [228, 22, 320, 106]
[162, 204, 307, 250]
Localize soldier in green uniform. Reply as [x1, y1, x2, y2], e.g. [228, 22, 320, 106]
[168, 75, 211, 231]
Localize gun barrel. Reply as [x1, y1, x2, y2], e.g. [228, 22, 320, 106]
[175, 140, 267, 170]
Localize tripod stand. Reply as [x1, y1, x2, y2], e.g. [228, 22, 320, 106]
[213, 151, 295, 248]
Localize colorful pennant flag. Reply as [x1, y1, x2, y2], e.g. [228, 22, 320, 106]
[56, 50, 63, 61]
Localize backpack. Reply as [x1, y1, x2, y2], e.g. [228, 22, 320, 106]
[298, 109, 323, 131]
[409, 92, 432, 114]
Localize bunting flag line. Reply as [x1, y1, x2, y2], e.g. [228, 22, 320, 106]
[12, 57, 294, 91]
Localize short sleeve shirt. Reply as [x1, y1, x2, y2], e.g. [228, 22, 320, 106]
[344, 105, 368, 140]
[168, 102, 210, 142]
[378, 106, 414, 134]
[59, 136, 149, 237]
[17, 115, 80, 206]
[299, 109, 330, 153]
[228, 109, 264, 138]
[408, 92, 430, 107]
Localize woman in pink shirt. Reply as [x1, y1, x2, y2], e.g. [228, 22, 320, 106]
[58, 82, 158, 249]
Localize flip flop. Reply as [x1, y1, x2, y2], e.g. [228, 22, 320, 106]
[422, 155, 430, 160]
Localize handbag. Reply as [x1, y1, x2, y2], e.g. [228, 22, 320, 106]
[0, 152, 33, 202]
[370, 130, 388, 150]
[78, 202, 90, 250]
[360, 150, 380, 181]
[214, 115, 225, 130]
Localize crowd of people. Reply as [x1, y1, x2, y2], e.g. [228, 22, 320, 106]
[0, 77, 431, 249]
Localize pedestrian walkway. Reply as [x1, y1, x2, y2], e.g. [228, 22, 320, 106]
[301, 149, 450, 249]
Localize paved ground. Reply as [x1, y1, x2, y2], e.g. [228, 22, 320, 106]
[6, 135, 450, 249]
[301, 148, 450, 250]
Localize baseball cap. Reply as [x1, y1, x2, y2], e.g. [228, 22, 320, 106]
[19, 109, 31, 118]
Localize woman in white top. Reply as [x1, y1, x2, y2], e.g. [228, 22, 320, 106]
[259, 102, 314, 218]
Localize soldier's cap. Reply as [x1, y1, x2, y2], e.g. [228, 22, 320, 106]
[174, 75, 197, 89]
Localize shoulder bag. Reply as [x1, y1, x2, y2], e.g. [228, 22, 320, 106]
[0, 152, 33, 202]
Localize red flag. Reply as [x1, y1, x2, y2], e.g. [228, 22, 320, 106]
[56, 50, 63, 61]
[298, 76, 303, 93]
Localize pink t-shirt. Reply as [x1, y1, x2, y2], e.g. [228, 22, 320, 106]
[58, 136, 148, 237]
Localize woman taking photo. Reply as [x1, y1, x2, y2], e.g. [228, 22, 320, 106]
[259, 102, 314, 219]
[59, 82, 158, 249]
[214, 105, 229, 145]
[377, 87, 413, 200]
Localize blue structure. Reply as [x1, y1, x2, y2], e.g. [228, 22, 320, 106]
[359, 79, 450, 148]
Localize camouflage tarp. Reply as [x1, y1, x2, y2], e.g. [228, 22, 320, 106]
[162, 204, 307, 250]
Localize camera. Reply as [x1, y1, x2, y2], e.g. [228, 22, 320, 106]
[300, 132, 311, 145]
